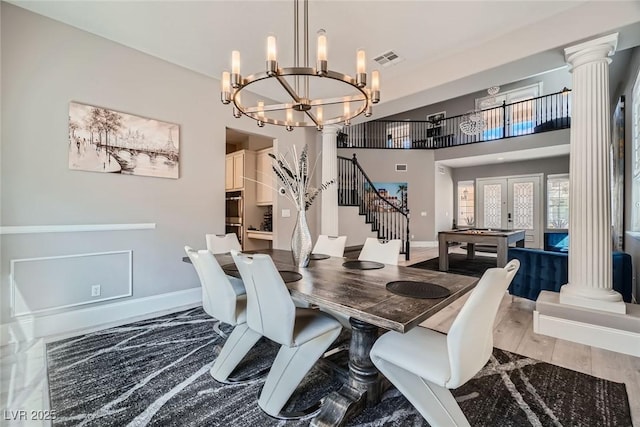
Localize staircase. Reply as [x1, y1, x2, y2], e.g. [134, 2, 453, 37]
[337, 154, 410, 260]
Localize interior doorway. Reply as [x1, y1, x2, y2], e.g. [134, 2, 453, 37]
[476, 174, 543, 248]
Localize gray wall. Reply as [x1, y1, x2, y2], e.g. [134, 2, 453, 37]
[383, 68, 572, 122]
[452, 156, 570, 183]
[337, 149, 569, 243]
[337, 148, 436, 242]
[382, 48, 632, 123]
[452, 155, 569, 230]
[0, 4, 313, 324]
[434, 165, 454, 233]
[338, 206, 376, 247]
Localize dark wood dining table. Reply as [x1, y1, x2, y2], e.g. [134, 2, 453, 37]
[204, 249, 478, 427]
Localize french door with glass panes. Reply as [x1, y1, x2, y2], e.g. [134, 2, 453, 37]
[476, 174, 542, 248]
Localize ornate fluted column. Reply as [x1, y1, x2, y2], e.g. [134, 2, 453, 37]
[320, 125, 340, 236]
[560, 33, 625, 314]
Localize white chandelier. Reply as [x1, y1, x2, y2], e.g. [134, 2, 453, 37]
[459, 86, 499, 136]
[459, 111, 487, 136]
[220, 0, 380, 131]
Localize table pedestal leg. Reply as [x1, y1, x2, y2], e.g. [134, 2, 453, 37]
[438, 234, 449, 271]
[311, 318, 384, 427]
[497, 239, 508, 268]
[466, 243, 476, 260]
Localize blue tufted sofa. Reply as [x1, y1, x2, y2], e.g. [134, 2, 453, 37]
[507, 246, 633, 302]
[544, 231, 569, 252]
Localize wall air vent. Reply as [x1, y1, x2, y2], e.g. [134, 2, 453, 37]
[395, 164, 408, 172]
[374, 50, 403, 67]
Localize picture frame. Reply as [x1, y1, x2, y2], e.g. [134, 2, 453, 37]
[68, 102, 180, 179]
[365, 182, 408, 211]
[426, 111, 446, 128]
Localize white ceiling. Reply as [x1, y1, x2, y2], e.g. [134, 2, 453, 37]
[8, 1, 583, 82]
[8, 1, 616, 107]
[8, 1, 640, 167]
[10, 2, 640, 111]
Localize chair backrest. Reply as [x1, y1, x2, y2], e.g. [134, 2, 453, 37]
[206, 233, 241, 254]
[184, 246, 240, 325]
[312, 235, 347, 258]
[358, 238, 401, 265]
[231, 252, 296, 346]
[446, 259, 520, 388]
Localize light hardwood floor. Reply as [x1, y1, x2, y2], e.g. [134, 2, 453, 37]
[2, 246, 638, 426]
[403, 246, 640, 426]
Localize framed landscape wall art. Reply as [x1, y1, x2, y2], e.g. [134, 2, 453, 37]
[68, 102, 180, 179]
[365, 181, 408, 212]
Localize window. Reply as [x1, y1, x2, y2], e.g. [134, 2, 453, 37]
[475, 83, 542, 140]
[457, 181, 475, 227]
[547, 174, 569, 229]
[386, 122, 411, 149]
[633, 70, 640, 231]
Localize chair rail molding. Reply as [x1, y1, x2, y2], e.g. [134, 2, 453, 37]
[0, 223, 156, 235]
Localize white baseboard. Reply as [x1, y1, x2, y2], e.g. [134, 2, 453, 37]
[1, 287, 202, 346]
[533, 311, 640, 357]
[410, 241, 438, 248]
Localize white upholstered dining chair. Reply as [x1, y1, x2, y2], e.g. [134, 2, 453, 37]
[184, 246, 263, 383]
[205, 233, 241, 254]
[232, 251, 342, 419]
[359, 237, 401, 265]
[312, 235, 347, 258]
[370, 259, 520, 427]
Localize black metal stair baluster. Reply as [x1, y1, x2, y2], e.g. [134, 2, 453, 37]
[338, 90, 570, 150]
[338, 154, 411, 255]
[502, 101, 507, 138]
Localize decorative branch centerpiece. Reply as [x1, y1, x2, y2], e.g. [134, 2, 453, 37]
[270, 144, 335, 267]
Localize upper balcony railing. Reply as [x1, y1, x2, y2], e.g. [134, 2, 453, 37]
[337, 89, 572, 150]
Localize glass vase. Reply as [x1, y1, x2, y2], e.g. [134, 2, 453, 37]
[291, 208, 312, 267]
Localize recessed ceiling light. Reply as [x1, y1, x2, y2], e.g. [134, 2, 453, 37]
[497, 157, 504, 160]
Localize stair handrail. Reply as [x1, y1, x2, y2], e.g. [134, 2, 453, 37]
[338, 154, 410, 219]
[371, 88, 572, 125]
[338, 153, 411, 259]
[338, 88, 572, 149]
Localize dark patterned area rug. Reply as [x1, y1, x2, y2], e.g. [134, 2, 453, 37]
[409, 253, 497, 278]
[46, 308, 632, 426]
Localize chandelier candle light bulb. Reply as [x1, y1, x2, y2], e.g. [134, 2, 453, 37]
[233, 92, 242, 118]
[267, 35, 277, 75]
[257, 100, 265, 127]
[371, 70, 380, 103]
[231, 50, 241, 88]
[221, 71, 231, 104]
[286, 108, 294, 131]
[344, 102, 351, 125]
[316, 106, 323, 130]
[364, 89, 373, 117]
[316, 29, 327, 75]
[356, 49, 366, 87]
